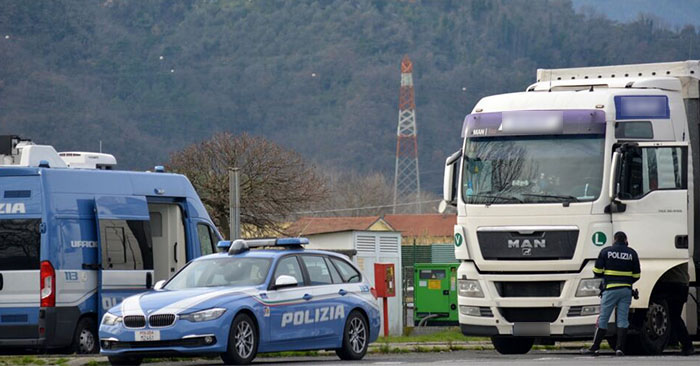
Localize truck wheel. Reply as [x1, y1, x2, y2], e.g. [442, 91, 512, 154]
[107, 356, 142, 366]
[221, 313, 258, 365]
[73, 317, 98, 354]
[635, 297, 670, 355]
[491, 336, 534, 354]
[336, 310, 369, 360]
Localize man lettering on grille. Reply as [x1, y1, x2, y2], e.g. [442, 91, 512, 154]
[581, 231, 640, 356]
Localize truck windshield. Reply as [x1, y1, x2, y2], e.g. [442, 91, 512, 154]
[0, 219, 41, 270]
[164, 257, 272, 290]
[462, 135, 605, 204]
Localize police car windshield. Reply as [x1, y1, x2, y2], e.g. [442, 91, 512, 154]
[164, 257, 272, 290]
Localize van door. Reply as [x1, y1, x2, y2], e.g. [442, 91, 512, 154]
[95, 196, 153, 319]
[611, 142, 689, 261]
[148, 203, 187, 282]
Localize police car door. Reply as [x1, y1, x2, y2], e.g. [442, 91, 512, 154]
[266, 255, 310, 344]
[94, 196, 153, 320]
[298, 255, 346, 339]
[610, 142, 688, 264]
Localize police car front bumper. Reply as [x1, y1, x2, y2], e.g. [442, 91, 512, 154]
[99, 317, 230, 356]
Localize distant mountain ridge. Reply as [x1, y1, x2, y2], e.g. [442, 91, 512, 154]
[1, 0, 698, 194]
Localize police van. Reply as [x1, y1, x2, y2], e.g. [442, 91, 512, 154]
[0, 136, 221, 353]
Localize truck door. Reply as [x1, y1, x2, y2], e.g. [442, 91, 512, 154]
[94, 196, 153, 319]
[610, 142, 689, 261]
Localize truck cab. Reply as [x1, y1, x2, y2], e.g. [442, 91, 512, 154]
[0, 136, 222, 353]
[443, 61, 699, 354]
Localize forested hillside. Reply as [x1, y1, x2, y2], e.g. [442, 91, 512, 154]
[1, 0, 699, 194]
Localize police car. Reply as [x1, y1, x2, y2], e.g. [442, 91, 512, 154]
[99, 238, 381, 365]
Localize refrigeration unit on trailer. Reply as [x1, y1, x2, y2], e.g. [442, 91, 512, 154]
[0, 136, 221, 353]
[441, 61, 699, 354]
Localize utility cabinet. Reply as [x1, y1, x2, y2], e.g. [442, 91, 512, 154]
[413, 263, 459, 326]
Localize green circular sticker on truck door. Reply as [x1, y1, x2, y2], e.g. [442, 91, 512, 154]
[592, 232, 607, 246]
[454, 233, 463, 247]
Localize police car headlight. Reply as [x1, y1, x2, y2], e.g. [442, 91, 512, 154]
[180, 308, 226, 322]
[102, 312, 122, 326]
[576, 278, 602, 297]
[458, 279, 484, 298]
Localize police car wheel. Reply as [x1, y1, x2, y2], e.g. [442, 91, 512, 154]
[73, 317, 98, 354]
[336, 310, 368, 360]
[107, 356, 142, 366]
[221, 313, 258, 365]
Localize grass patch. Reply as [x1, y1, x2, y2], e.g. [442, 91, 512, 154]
[379, 327, 486, 343]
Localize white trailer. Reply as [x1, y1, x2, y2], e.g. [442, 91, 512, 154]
[442, 61, 699, 354]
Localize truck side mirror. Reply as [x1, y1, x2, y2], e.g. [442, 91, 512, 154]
[443, 150, 462, 206]
[609, 151, 621, 200]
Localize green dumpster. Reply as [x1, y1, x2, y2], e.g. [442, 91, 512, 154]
[413, 263, 459, 326]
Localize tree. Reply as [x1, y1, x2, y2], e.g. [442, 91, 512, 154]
[167, 132, 327, 237]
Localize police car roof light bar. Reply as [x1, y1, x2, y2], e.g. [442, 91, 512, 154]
[223, 237, 309, 255]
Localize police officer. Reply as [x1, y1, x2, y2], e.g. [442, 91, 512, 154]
[659, 264, 695, 355]
[582, 231, 640, 356]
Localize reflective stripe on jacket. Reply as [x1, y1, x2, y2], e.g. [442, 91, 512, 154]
[592, 241, 641, 289]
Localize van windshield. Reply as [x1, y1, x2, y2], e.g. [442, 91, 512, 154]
[164, 257, 272, 290]
[0, 219, 41, 270]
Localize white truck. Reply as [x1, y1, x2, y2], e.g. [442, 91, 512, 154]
[442, 61, 699, 354]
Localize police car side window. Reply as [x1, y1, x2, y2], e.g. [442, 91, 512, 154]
[301, 255, 333, 286]
[330, 258, 361, 283]
[324, 257, 343, 284]
[274, 256, 304, 286]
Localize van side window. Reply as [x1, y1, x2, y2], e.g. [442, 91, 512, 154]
[197, 223, 216, 256]
[100, 220, 153, 270]
[0, 219, 41, 270]
[330, 258, 361, 283]
[619, 146, 686, 199]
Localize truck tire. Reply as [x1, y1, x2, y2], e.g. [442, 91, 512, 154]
[491, 337, 534, 354]
[73, 317, 98, 354]
[633, 297, 670, 355]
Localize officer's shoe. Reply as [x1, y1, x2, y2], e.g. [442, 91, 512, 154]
[615, 349, 625, 356]
[681, 347, 695, 356]
[580, 348, 599, 356]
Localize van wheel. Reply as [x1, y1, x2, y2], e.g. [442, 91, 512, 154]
[491, 337, 534, 354]
[107, 356, 142, 366]
[73, 317, 98, 354]
[221, 313, 258, 365]
[336, 310, 369, 360]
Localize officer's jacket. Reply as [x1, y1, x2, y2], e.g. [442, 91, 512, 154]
[592, 241, 641, 289]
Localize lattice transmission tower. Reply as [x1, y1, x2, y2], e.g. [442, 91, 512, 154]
[393, 56, 421, 214]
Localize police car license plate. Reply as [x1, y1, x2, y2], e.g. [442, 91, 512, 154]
[135, 330, 160, 342]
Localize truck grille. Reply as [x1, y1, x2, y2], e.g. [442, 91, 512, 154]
[495, 281, 563, 297]
[477, 230, 578, 260]
[498, 307, 561, 323]
[148, 314, 176, 327]
[123, 315, 146, 328]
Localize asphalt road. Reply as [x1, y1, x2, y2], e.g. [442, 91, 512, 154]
[139, 350, 700, 366]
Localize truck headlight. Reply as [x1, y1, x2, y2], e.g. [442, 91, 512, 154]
[179, 308, 226, 322]
[459, 305, 481, 316]
[458, 279, 484, 298]
[102, 312, 122, 326]
[576, 278, 602, 297]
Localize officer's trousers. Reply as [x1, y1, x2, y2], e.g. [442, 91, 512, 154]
[598, 287, 632, 329]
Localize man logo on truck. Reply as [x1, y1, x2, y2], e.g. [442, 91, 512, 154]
[508, 239, 545, 256]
